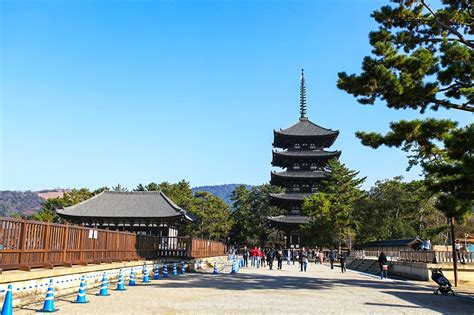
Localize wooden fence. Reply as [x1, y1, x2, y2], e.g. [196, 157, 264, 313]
[349, 249, 473, 264]
[349, 250, 400, 260]
[400, 250, 474, 264]
[0, 217, 226, 272]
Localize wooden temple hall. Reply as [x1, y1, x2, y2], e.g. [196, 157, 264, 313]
[268, 69, 341, 247]
[57, 191, 196, 237]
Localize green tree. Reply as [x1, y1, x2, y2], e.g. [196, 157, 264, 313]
[112, 184, 127, 192]
[32, 188, 94, 223]
[134, 184, 146, 191]
[230, 184, 284, 246]
[229, 185, 252, 244]
[145, 182, 160, 191]
[353, 178, 447, 245]
[186, 191, 233, 241]
[337, 0, 473, 221]
[302, 159, 366, 252]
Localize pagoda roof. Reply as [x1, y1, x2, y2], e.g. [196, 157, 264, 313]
[57, 191, 196, 223]
[275, 119, 338, 137]
[270, 192, 312, 201]
[268, 215, 312, 225]
[273, 149, 341, 158]
[271, 170, 327, 179]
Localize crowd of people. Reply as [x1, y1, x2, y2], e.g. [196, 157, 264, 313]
[240, 246, 348, 273]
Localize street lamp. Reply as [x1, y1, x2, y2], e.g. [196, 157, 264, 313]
[284, 235, 287, 248]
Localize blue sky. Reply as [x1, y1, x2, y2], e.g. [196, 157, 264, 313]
[1, 0, 471, 191]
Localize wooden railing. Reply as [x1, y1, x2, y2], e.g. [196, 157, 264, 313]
[0, 217, 225, 271]
[349, 249, 473, 264]
[349, 250, 400, 260]
[400, 250, 474, 264]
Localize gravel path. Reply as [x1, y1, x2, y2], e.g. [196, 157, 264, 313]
[15, 263, 473, 314]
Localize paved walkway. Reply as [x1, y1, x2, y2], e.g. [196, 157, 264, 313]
[16, 263, 473, 314]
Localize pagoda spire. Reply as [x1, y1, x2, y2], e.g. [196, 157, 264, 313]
[299, 69, 307, 120]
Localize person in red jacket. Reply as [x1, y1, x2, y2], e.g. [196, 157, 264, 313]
[249, 246, 257, 267]
[256, 247, 262, 268]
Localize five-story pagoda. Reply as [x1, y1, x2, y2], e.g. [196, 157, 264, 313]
[268, 69, 341, 247]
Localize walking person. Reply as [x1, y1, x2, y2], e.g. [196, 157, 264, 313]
[267, 248, 275, 270]
[261, 248, 266, 267]
[250, 246, 257, 267]
[286, 248, 291, 265]
[339, 252, 346, 273]
[256, 247, 262, 268]
[276, 248, 283, 270]
[329, 250, 336, 270]
[318, 249, 324, 265]
[378, 252, 388, 279]
[455, 240, 466, 264]
[300, 247, 308, 272]
[243, 246, 249, 267]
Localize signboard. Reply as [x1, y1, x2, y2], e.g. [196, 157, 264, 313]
[88, 229, 98, 239]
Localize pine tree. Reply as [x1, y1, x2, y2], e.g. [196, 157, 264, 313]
[302, 159, 365, 252]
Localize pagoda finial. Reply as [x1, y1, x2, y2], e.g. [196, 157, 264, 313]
[299, 68, 307, 120]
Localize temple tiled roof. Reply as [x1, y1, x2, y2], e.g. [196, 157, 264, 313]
[268, 215, 312, 225]
[57, 191, 196, 222]
[275, 119, 338, 137]
[273, 149, 341, 158]
[271, 170, 327, 179]
[270, 192, 312, 201]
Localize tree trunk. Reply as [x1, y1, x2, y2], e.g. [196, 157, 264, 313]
[450, 217, 458, 287]
[338, 229, 342, 254]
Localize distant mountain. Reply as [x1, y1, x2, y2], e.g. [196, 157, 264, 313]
[0, 191, 45, 216]
[192, 184, 252, 206]
[0, 185, 249, 217]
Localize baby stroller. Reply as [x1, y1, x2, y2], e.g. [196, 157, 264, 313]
[430, 268, 455, 296]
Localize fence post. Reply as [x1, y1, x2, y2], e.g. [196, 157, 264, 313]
[115, 232, 119, 262]
[43, 222, 51, 266]
[63, 222, 69, 263]
[187, 237, 192, 258]
[78, 225, 83, 263]
[18, 219, 28, 266]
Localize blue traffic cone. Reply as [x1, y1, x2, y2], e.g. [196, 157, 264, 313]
[115, 269, 126, 291]
[38, 279, 58, 312]
[1, 284, 13, 315]
[74, 275, 88, 303]
[96, 272, 110, 296]
[213, 262, 218, 275]
[129, 269, 136, 286]
[172, 263, 178, 276]
[181, 261, 185, 274]
[163, 264, 169, 278]
[153, 265, 160, 280]
[142, 265, 150, 283]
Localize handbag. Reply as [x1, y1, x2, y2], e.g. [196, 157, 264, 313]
[382, 264, 388, 271]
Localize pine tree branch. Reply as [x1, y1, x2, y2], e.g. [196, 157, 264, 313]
[420, 0, 474, 49]
[431, 98, 474, 112]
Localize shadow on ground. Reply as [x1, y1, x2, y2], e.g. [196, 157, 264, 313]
[148, 270, 473, 314]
